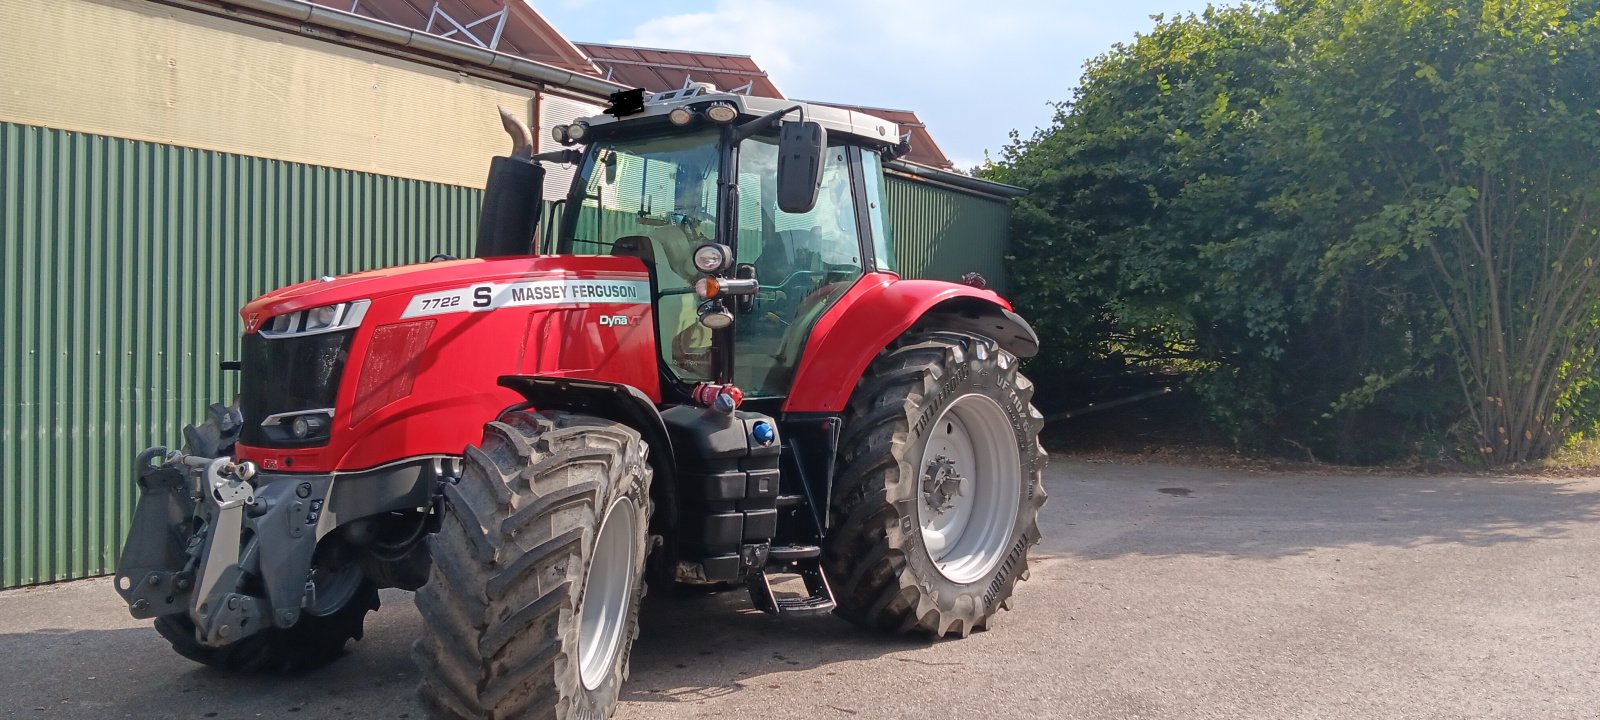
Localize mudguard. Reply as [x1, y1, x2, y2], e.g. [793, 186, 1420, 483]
[781, 273, 1038, 414]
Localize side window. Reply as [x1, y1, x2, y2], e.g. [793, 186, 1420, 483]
[735, 142, 862, 284]
[861, 151, 896, 274]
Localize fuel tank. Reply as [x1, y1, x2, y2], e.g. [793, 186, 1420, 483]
[232, 256, 659, 473]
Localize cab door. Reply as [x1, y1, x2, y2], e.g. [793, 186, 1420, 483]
[729, 140, 871, 397]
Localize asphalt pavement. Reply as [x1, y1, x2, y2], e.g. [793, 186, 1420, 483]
[3, 460, 1597, 719]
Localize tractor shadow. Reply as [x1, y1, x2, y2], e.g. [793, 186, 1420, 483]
[0, 584, 918, 717]
[624, 584, 927, 704]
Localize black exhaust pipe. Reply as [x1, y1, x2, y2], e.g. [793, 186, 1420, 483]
[476, 107, 544, 258]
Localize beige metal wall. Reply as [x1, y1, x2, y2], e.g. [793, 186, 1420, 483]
[0, 0, 536, 189]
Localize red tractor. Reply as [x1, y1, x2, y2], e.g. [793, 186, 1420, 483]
[115, 85, 1046, 718]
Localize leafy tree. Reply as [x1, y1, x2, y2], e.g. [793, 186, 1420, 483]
[985, 0, 1600, 464]
[1273, 0, 1600, 463]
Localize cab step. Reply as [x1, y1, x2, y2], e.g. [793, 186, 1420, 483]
[765, 544, 821, 562]
[748, 564, 835, 616]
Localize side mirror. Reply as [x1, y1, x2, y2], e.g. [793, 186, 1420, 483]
[602, 149, 619, 185]
[476, 156, 544, 258]
[776, 120, 826, 214]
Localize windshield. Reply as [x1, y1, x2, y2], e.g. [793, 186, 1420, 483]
[565, 130, 720, 272]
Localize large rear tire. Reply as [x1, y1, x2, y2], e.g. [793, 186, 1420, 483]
[824, 331, 1047, 637]
[414, 410, 653, 720]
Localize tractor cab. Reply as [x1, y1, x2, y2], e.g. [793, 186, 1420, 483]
[546, 86, 906, 401]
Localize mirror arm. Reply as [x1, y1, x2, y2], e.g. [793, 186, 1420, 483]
[530, 148, 583, 165]
[734, 104, 804, 144]
[883, 132, 914, 163]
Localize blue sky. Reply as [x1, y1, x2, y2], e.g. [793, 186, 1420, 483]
[534, 0, 1221, 171]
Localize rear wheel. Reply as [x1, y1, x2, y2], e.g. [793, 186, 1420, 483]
[824, 332, 1047, 636]
[414, 410, 653, 720]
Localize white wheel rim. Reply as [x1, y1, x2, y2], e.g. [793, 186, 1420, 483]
[916, 393, 1022, 585]
[578, 497, 639, 691]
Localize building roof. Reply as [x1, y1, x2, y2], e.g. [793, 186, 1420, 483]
[295, 10, 957, 172]
[804, 102, 955, 171]
[575, 42, 785, 99]
[334, 0, 598, 74]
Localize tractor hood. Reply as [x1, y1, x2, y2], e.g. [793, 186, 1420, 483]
[238, 256, 649, 330]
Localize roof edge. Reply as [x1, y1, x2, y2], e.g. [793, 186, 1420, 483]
[575, 40, 755, 60]
[184, 0, 627, 97]
[885, 160, 1027, 200]
[513, 2, 603, 74]
[794, 99, 916, 115]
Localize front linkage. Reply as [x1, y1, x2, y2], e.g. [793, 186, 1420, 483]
[116, 446, 330, 644]
[113, 406, 441, 671]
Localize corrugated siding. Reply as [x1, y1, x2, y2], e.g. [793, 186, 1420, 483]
[885, 175, 1011, 293]
[0, 122, 480, 588]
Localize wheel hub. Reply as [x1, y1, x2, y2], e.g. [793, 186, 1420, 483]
[921, 456, 970, 515]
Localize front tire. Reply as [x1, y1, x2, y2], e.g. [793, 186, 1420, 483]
[154, 574, 379, 673]
[414, 410, 653, 720]
[824, 331, 1047, 637]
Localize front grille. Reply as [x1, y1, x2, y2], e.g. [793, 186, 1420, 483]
[238, 330, 354, 448]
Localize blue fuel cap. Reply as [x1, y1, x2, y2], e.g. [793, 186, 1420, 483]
[752, 421, 776, 446]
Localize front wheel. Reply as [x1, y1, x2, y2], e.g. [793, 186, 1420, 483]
[153, 569, 378, 673]
[824, 331, 1047, 637]
[414, 410, 653, 720]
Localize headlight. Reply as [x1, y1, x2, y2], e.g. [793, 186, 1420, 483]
[551, 124, 571, 145]
[566, 122, 589, 142]
[698, 306, 734, 330]
[705, 102, 738, 123]
[668, 107, 695, 126]
[307, 305, 340, 331]
[261, 408, 335, 442]
[692, 243, 732, 274]
[259, 300, 370, 338]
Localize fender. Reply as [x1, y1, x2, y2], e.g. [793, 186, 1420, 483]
[782, 273, 1039, 414]
[496, 375, 678, 536]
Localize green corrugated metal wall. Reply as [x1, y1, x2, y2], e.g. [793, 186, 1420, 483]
[0, 122, 481, 588]
[885, 175, 1011, 293]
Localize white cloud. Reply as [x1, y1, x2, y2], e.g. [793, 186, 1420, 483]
[610, 0, 825, 76]
[605, 1, 1202, 164]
